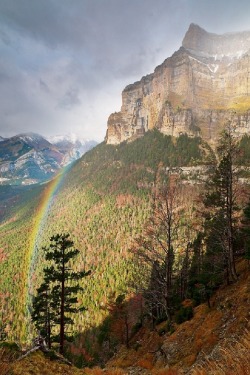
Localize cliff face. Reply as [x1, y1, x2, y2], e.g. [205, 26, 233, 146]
[105, 24, 250, 144]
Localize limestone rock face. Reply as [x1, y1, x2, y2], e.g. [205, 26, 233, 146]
[105, 24, 250, 144]
[183, 23, 250, 58]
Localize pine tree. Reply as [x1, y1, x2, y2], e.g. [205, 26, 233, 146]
[31, 279, 57, 349]
[32, 233, 90, 355]
[241, 200, 250, 263]
[203, 126, 239, 283]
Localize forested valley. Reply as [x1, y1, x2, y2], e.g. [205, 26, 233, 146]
[0, 129, 249, 374]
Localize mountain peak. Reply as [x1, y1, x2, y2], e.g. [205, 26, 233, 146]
[105, 24, 250, 145]
[185, 23, 207, 35]
[48, 133, 91, 145]
[16, 132, 45, 139]
[182, 23, 250, 58]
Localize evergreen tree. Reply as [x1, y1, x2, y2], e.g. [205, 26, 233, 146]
[32, 233, 90, 355]
[241, 200, 250, 263]
[31, 279, 57, 349]
[203, 126, 239, 283]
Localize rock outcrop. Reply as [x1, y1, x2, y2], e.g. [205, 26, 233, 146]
[105, 24, 250, 144]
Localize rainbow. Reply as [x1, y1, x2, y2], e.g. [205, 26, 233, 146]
[27, 165, 71, 300]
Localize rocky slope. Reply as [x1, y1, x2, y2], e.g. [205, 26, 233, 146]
[3, 259, 248, 374]
[0, 133, 97, 185]
[106, 259, 250, 374]
[105, 24, 250, 145]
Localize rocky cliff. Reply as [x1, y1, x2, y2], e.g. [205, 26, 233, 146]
[105, 24, 250, 144]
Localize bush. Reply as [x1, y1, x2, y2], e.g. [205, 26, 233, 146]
[45, 349, 59, 361]
[175, 306, 194, 324]
[158, 321, 175, 336]
[131, 322, 142, 337]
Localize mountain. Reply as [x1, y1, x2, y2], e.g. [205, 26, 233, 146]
[48, 134, 97, 166]
[0, 133, 97, 185]
[106, 24, 250, 145]
[0, 24, 250, 371]
[0, 130, 208, 343]
[0, 129, 249, 368]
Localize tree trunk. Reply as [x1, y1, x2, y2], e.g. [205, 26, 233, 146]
[125, 316, 129, 349]
[47, 301, 51, 349]
[60, 249, 65, 355]
[227, 164, 238, 282]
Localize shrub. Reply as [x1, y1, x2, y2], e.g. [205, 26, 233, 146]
[131, 322, 142, 337]
[0, 347, 15, 375]
[175, 306, 194, 324]
[0, 341, 20, 352]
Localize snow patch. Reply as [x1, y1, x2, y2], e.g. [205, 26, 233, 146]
[48, 133, 90, 145]
[208, 64, 219, 73]
[189, 56, 219, 73]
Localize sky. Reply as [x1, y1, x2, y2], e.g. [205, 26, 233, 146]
[0, 0, 250, 142]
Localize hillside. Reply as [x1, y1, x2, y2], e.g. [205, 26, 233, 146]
[0, 259, 249, 374]
[106, 259, 250, 374]
[0, 131, 209, 344]
[0, 127, 249, 370]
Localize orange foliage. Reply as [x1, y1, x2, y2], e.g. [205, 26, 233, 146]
[137, 353, 154, 370]
[115, 194, 134, 208]
[152, 370, 179, 375]
[69, 345, 93, 363]
[0, 248, 8, 263]
[85, 368, 126, 375]
[0, 349, 13, 375]
[107, 260, 250, 374]
[191, 329, 250, 375]
[84, 367, 103, 375]
[181, 299, 193, 308]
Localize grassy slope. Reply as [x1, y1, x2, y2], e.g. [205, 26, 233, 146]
[1, 349, 127, 375]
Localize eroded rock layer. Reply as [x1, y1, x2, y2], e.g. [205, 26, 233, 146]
[106, 24, 250, 144]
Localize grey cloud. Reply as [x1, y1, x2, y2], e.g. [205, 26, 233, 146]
[0, 0, 250, 141]
[39, 79, 50, 93]
[58, 88, 81, 110]
[0, 28, 11, 45]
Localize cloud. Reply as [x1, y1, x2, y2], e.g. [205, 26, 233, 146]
[58, 88, 81, 110]
[0, 0, 250, 141]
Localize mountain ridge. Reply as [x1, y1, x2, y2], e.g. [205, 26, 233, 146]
[182, 23, 250, 58]
[0, 23, 249, 375]
[0, 132, 97, 185]
[105, 24, 250, 145]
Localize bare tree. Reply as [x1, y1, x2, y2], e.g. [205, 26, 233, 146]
[133, 170, 186, 322]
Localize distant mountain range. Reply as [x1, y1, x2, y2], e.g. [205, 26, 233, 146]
[0, 132, 97, 185]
